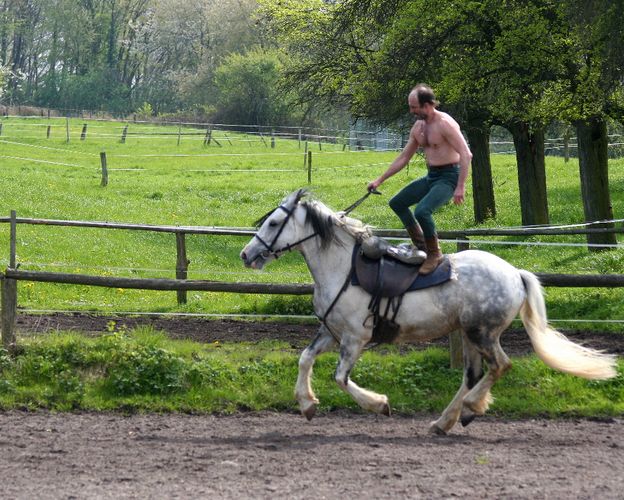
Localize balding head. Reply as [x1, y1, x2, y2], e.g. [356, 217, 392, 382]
[409, 84, 438, 107]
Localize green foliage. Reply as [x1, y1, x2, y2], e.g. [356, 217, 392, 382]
[104, 337, 188, 396]
[1, 331, 621, 415]
[212, 47, 302, 125]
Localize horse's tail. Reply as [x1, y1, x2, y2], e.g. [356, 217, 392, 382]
[518, 270, 617, 380]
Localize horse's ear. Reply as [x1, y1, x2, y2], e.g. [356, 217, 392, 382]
[294, 188, 309, 204]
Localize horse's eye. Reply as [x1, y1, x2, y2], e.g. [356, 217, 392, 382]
[269, 220, 278, 227]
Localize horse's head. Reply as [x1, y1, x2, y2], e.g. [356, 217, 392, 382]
[240, 188, 314, 269]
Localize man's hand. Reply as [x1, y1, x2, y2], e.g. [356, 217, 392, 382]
[367, 179, 382, 192]
[453, 185, 465, 205]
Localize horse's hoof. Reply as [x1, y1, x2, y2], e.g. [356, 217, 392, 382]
[302, 404, 317, 421]
[428, 422, 448, 435]
[381, 403, 391, 417]
[461, 414, 476, 427]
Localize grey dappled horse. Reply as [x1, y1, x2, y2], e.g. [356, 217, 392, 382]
[240, 190, 617, 434]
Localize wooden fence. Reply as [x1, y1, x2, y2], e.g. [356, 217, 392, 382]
[1, 213, 623, 366]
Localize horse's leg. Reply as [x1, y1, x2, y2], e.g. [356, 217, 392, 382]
[461, 327, 512, 417]
[429, 339, 484, 435]
[295, 326, 337, 421]
[335, 335, 391, 415]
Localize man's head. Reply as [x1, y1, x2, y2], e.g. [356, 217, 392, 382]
[408, 84, 438, 119]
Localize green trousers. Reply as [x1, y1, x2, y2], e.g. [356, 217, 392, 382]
[389, 165, 459, 238]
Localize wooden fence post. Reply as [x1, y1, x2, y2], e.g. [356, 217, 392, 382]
[100, 152, 108, 187]
[0, 123, 3, 136]
[66, 117, 70, 142]
[448, 332, 463, 369]
[46, 125, 51, 138]
[298, 128, 302, 149]
[176, 233, 190, 305]
[1, 278, 17, 352]
[204, 127, 212, 146]
[307, 151, 312, 184]
[449, 236, 470, 369]
[303, 141, 308, 170]
[121, 125, 128, 143]
[80, 123, 88, 141]
[456, 237, 470, 252]
[2, 211, 18, 352]
[177, 124, 182, 146]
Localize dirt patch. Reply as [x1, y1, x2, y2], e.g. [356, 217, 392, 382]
[0, 411, 622, 499]
[15, 312, 624, 357]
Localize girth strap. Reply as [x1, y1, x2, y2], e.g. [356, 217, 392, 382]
[316, 265, 354, 342]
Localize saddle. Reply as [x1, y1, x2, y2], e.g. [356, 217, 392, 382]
[351, 242, 453, 297]
[350, 241, 454, 345]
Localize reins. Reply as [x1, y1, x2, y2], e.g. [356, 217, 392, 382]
[342, 188, 381, 215]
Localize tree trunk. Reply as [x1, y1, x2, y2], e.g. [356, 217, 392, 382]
[509, 122, 549, 226]
[465, 125, 496, 223]
[575, 117, 616, 251]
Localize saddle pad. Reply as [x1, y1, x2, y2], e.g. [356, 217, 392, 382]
[351, 244, 453, 297]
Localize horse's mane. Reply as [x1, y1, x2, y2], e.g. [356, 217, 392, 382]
[301, 198, 373, 249]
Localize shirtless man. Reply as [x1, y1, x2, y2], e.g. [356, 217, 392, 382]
[368, 84, 472, 274]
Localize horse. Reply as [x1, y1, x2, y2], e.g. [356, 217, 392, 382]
[240, 189, 617, 434]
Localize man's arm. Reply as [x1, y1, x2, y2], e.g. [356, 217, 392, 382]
[442, 120, 472, 204]
[368, 125, 420, 191]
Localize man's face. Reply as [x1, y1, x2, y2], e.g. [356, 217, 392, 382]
[408, 93, 428, 119]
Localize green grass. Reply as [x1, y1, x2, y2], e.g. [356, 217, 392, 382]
[0, 328, 621, 416]
[0, 116, 623, 329]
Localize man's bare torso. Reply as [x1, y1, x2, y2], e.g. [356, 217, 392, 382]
[413, 111, 461, 167]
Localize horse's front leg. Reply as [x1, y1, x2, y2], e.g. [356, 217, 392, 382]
[335, 334, 391, 416]
[295, 325, 337, 421]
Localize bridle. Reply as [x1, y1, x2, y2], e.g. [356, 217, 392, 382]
[253, 189, 381, 260]
[252, 204, 319, 260]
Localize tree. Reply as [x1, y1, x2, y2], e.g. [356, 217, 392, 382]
[212, 47, 301, 125]
[548, 0, 624, 250]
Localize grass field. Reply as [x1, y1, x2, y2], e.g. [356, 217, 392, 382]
[0, 117, 622, 416]
[1, 116, 624, 330]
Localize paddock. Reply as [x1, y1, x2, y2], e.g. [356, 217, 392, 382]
[0, 411, 621, 498]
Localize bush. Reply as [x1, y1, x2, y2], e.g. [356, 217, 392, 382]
[104, 336, 189, 396]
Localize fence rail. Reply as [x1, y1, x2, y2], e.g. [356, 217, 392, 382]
[1, 214, 623, 367]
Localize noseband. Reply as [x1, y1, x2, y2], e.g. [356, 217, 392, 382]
[253, 204, 318, 259]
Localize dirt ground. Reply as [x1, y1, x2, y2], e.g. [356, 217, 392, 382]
[2, 313, 622, 499]
[0, 411, 622, 499]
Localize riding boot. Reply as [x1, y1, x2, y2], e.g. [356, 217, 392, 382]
[419, 235, 443, 275]
[406, 223, 426, 251]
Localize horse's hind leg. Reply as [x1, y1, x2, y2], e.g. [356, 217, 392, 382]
[335, 334, 391, 415]
[462, 326, 512, 417]
[295, 326, 337, 420]
[429, 340, 484, 435]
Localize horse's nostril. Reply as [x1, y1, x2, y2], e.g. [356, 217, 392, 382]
[240, 251, 247, 261]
